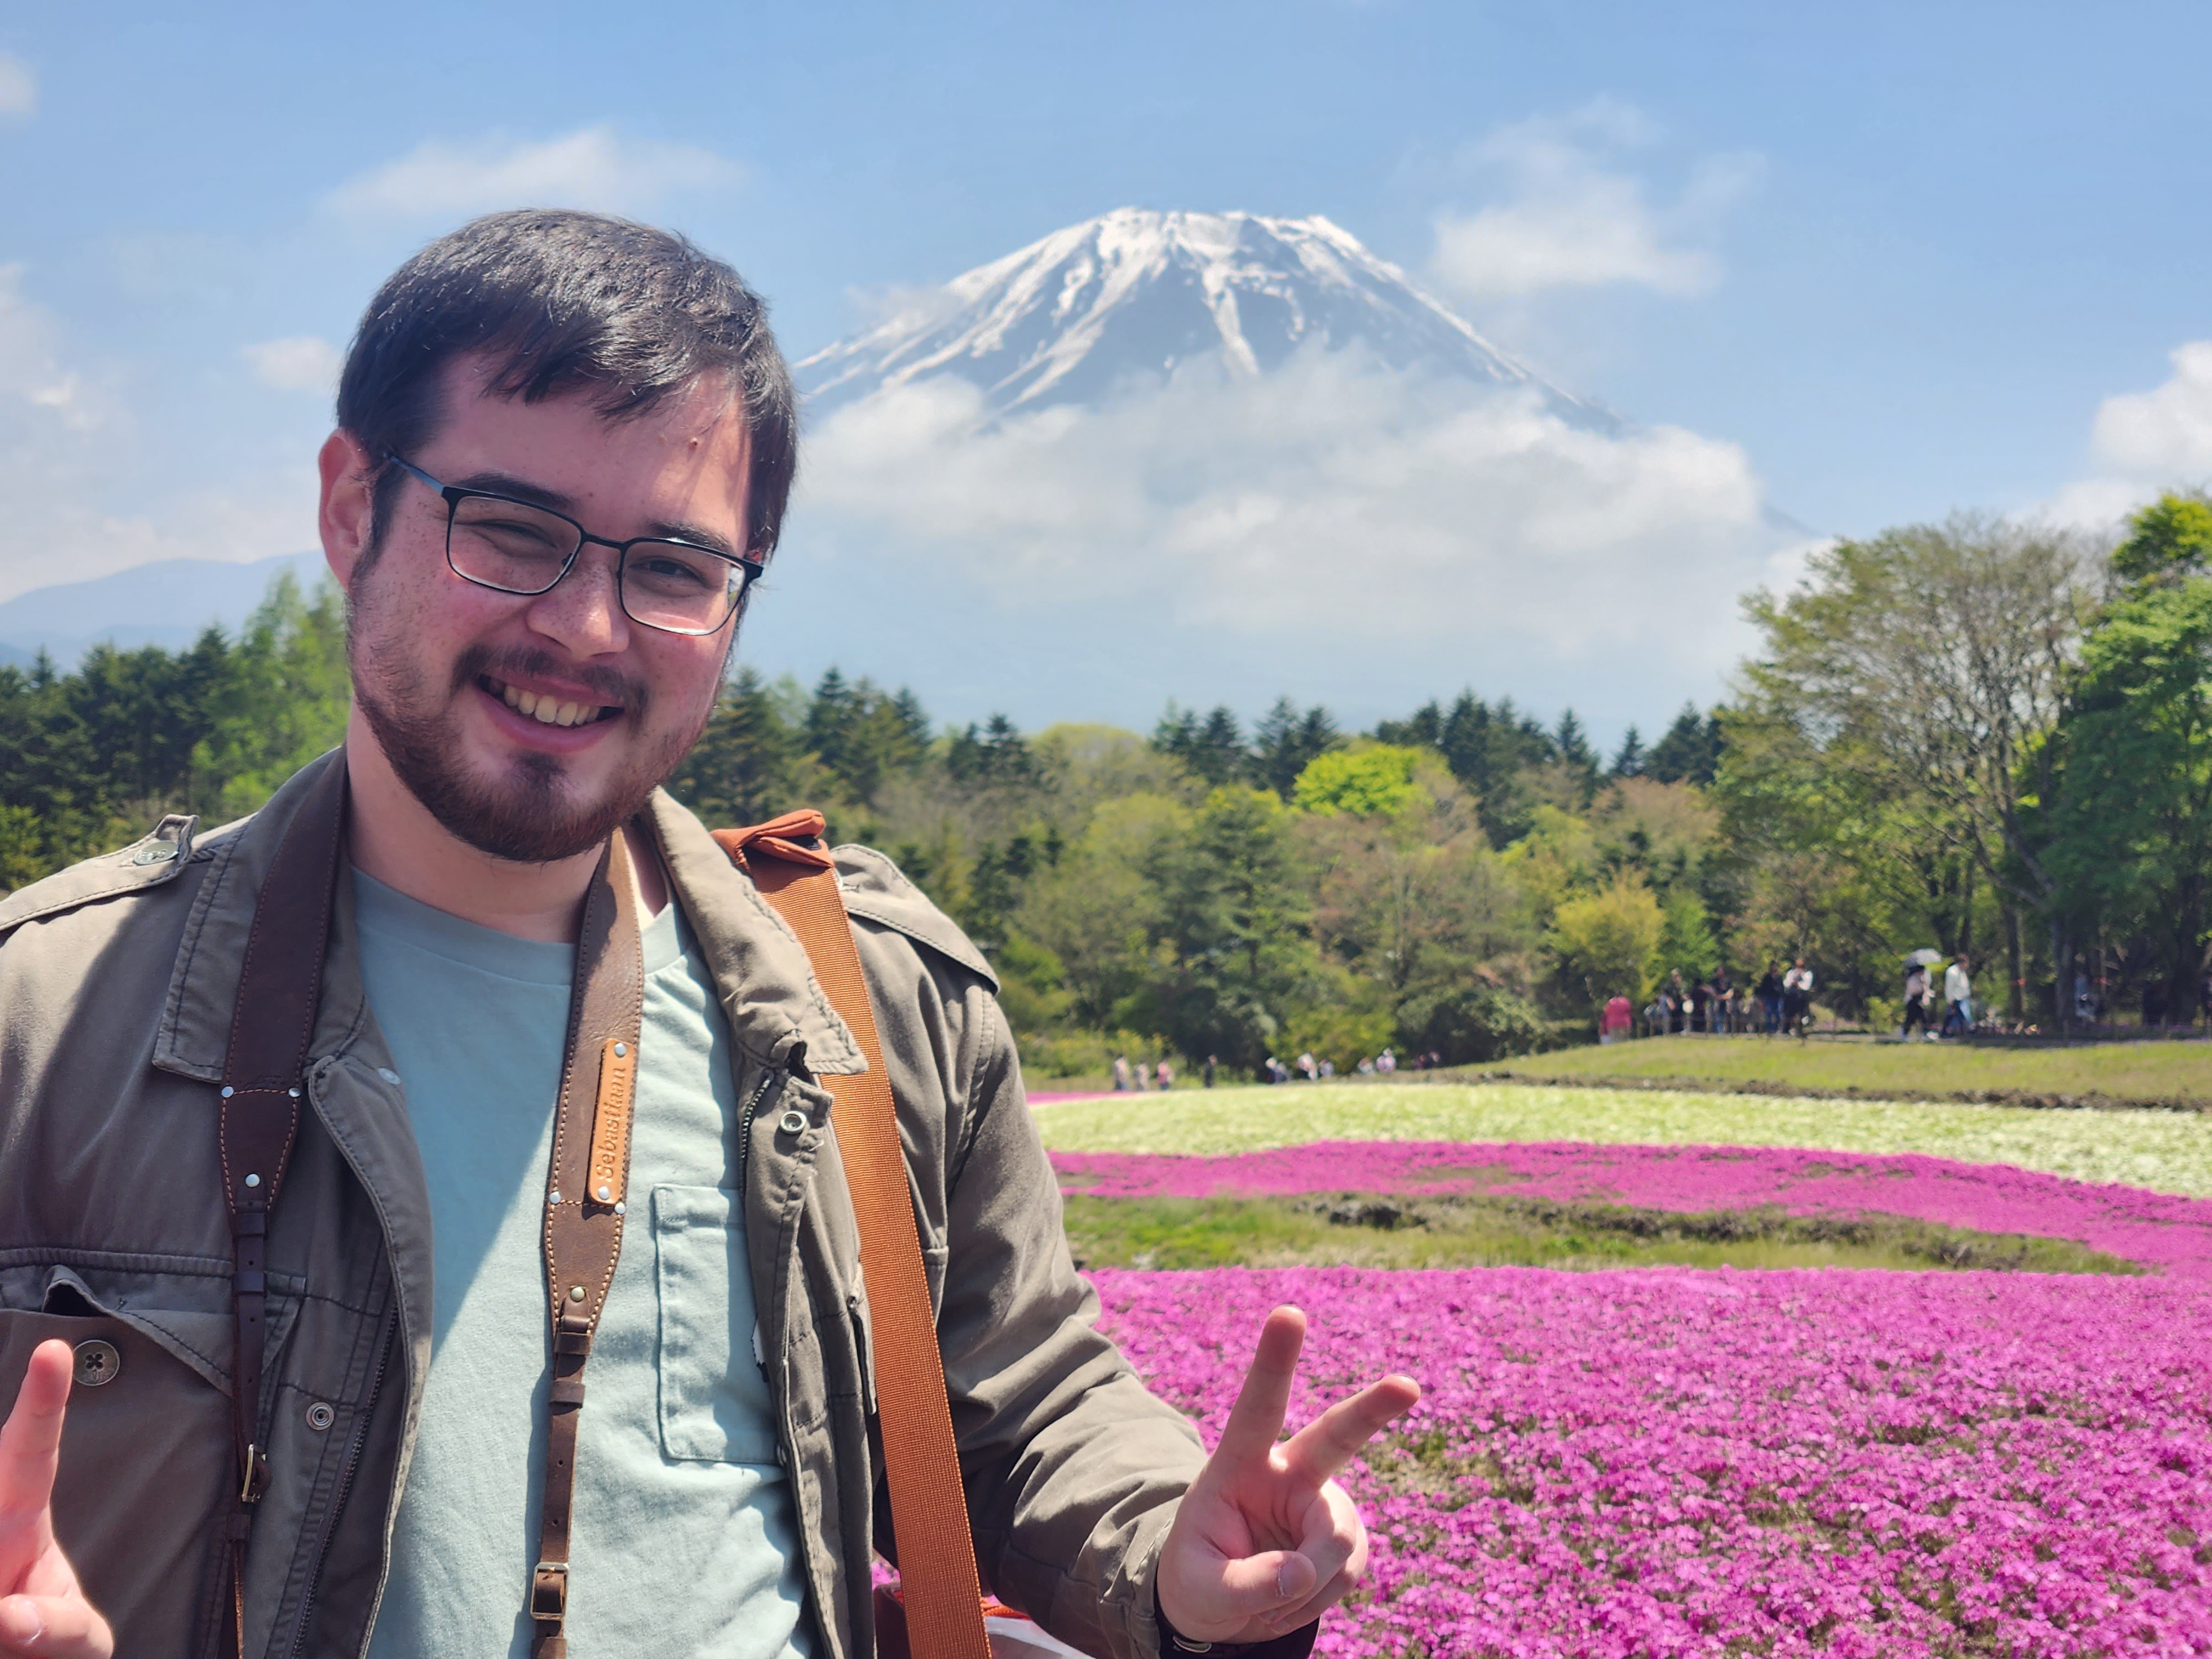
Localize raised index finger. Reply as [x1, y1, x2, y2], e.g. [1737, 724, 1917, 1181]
[0, 1342, 72, 1521]
[1280, 1373, 1423, 1486]
[1207, 1306, 1307, 1470]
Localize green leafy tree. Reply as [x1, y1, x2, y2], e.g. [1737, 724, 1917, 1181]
[2109, 489, 2212, 586]
[2037, 541, 2212, 1015]
[1736, 515, 2093, 1018]
[1292, 745, 1424, 818]
[1655, 885, 1721, 983]
[1137, 785, 1319, 1065]
[1547, 874, 1663, 1008]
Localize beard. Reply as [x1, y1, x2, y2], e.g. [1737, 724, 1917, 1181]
[348, 570, 713, 864]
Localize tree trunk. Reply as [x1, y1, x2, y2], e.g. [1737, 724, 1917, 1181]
[2048, 914, 2072, 1032]
[2002, 899, 2024, 1022]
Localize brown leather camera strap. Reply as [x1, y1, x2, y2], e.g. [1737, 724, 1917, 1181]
[216, 757, 348, 1657]
[529, 830, 646, 1659]
[212, 769, 644, 1658]
[714, 811, 992, 1659]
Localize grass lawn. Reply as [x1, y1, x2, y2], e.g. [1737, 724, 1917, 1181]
[1482, 1034, 2212, 1104]
[1032, 1082, 2212, 1197]
[1058, 1192, 2136, 1275]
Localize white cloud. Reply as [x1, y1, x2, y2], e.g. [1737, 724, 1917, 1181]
[0, 265, 105, 438]
[0, 54, 34, 122]
[243, 335, 342, 395]
[324, 125, 742, 225]
[2044, 342, 2212, 530]
[2090, 341, 2212, 479]
[800, 347, 1778, 673]
[1428, 101, 1757, 301]
[0, 267, 315, 603]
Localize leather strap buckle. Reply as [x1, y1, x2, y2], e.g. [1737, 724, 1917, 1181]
[239, 1444, 269, 1504]
[530, 1562, 568, 1623]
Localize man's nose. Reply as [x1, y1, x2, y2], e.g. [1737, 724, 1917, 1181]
[525, 546, 632, 658]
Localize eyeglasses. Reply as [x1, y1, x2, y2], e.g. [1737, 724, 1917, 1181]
[387, 455, 765, 637]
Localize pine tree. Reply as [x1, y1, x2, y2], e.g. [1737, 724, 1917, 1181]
[1610, 725, 1646, 779]
[1647, 703, 1722, 786]
[1555, 709, 1597, 773]
[1252, 697, 1340, 798]
[665, 667, 804, 826]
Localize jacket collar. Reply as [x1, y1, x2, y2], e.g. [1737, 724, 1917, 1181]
[154, 748, 861, 1083]
[644, 789, 863, 1076]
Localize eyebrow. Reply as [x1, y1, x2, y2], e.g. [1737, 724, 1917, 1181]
[451, 468, 745, 561]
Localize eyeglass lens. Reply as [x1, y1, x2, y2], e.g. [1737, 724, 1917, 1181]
[447, 494, 743, 633]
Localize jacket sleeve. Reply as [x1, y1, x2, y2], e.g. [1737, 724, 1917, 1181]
[921, 977, 1206, 1659]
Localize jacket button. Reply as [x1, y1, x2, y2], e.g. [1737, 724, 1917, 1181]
[306, 1402, 336, 1431]
[72, 1340, 121, 1387]
[778, 1110, 808, 1135]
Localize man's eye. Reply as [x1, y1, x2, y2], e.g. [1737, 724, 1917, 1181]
[630, 548, 724, 592]
[480, 516, 551, 539]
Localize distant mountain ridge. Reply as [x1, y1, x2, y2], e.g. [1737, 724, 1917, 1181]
[0, 551, 327, 670]
[797, 207, 1621, 430]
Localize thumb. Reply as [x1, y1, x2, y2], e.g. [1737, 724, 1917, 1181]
[1209, 1550, 1317, 1620]
[0, 1590, 109, 1657]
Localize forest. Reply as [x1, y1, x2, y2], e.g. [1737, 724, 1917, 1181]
[3, 488, 2207, 1077]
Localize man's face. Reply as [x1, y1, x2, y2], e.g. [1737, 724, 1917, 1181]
[328, 357, 747, 863]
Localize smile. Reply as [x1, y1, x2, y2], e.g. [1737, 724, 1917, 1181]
[482, 675, 622, 729]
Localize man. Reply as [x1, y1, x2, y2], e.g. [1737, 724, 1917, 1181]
[1781, 959, 1814, 1036]
[1755, 964, 1783, 1035]
[1943, 952, 1974, 1037]
[0, 213, 1415, 1659]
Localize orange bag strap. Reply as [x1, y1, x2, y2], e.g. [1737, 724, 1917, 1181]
[712, 811, 991, 1659]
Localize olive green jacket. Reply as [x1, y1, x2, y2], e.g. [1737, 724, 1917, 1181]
[0, 750, 1202, 1658]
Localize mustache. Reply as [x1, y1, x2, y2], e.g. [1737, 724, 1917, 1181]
[451, 643, 651, 714]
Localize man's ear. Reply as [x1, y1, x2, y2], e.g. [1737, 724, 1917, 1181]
[319, 430, 378, 592]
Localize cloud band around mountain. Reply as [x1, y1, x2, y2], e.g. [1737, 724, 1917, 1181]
[800, 345, 1779, 675]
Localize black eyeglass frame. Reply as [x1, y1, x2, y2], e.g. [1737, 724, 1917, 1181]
[385, 454, 765, 638]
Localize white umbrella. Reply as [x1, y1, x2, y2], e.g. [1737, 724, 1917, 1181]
[1903, 948, 1944, 967]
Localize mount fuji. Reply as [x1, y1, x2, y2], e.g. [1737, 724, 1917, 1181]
[797, 208, 1621, 431]
[777, 205, 1787, 733]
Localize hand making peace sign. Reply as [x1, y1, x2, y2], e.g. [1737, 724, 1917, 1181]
[0, 1342, 112, 1659]
[1154, 1306, 1422, 1645]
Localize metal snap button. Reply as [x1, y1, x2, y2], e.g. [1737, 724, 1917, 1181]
[306, 1401, 336, 1431]
[72, 1340, 121, 1387]
[129, 844, 176, 867]
[778, 1110, 808, 1134]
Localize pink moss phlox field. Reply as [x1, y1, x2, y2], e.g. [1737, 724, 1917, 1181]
[1053, 1140, 2212, 1275]
[1094, 1266, 2212, 1656]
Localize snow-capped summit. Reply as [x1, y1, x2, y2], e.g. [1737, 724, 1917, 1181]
[797, 208, 1618, 429]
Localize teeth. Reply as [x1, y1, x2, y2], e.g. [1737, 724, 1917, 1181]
[495, 680, 600, 727]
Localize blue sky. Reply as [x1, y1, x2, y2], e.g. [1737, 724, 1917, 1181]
[5, 2, 2211, 738]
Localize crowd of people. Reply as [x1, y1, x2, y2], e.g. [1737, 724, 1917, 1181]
[1601, 961, 1823, 1041]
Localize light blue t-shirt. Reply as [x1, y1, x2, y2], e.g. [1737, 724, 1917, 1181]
[354, 869, 812, 1659]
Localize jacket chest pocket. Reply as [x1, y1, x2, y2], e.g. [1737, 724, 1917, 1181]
[650, 1185, 781, 1464]
[0, 1301, 237, 1655]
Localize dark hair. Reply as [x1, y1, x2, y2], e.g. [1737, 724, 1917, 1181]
[336, 209, 797, 560]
